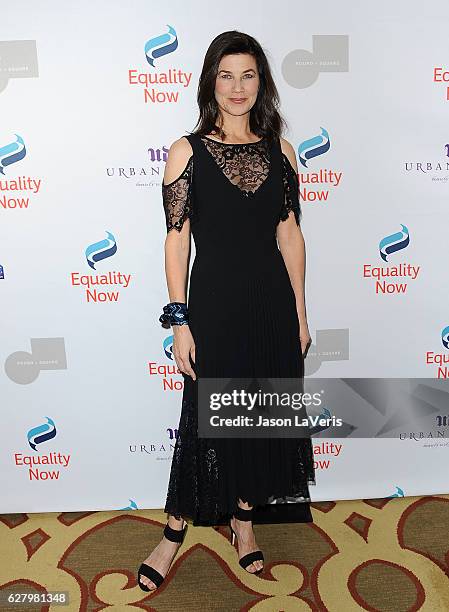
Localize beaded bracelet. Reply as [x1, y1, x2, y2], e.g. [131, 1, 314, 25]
[159, 301, 189, 327]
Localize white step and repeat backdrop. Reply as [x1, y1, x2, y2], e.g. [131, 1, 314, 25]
[1, 1, 448, 513]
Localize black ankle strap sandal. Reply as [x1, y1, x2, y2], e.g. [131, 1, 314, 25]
[233, 506, 254, 521]
[230, 507, 264, 575]
[137, 521, 187, 591]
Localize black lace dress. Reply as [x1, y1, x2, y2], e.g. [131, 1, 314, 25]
[161, 133, 315, 526]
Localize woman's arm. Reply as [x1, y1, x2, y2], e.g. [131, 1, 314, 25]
[276, 137, 311, 355]
[162, 137, 196, 379]
[163, 138, 192, 302]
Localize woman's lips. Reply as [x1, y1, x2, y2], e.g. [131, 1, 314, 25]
[229, 98, 247, 104]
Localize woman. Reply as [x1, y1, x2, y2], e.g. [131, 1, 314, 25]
[138, 30, 315, 591]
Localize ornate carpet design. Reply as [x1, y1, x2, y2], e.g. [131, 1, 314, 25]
[1, 495, 448, 611]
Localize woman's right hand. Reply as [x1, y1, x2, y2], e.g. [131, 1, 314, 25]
[172, 325, 196, 381]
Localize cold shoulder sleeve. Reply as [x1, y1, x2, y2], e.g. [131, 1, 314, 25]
[279, 153, 302, 226]
[162, 155, 194, 232]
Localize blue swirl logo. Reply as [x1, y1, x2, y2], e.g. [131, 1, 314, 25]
[85, 231, 117, 270]
[0, 134, 26, 175]
[144, 25, 178, 67]
[310, 407, 332, 434]
[298, 127, 330, 168]
[387, 486, 404, 498]
[442, 326, 449, 349]
[163, 335, 174, 359]
[120, 500, 138, 510]
[379, 224, 409, 262]
[27, 417, 57, 451]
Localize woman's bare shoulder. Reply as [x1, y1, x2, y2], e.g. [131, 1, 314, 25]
[163, 136, 193, 186]
[279, 137, 298, 172]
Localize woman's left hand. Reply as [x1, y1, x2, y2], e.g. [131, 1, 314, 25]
[299, 320, 312, 356]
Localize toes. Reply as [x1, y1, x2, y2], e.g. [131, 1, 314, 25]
[140, 577, 156, 590]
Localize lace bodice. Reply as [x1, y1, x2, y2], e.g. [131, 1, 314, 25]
[162, 135, 301, 233]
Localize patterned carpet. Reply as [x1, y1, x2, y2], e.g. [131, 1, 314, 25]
[1, 495, 449, 611]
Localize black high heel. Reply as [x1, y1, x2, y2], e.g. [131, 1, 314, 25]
[229, 506, 264, 575]
[137, 520, 187, 591]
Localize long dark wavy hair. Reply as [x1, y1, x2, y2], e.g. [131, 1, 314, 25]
[190, 31, 287, 143]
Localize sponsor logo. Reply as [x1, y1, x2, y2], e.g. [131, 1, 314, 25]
[433, 66, 449, 100]
[70, 231, 132, 303]
[386, 486, 405, 498]
[296, 127, 342, 204]
[120, 500, 138, 510]
[14, 417, 72, 481]
[304, 328, 350, 376]
[398, 413, 449, 445]
[5, 337, 67, 384]
[128, 25, 193, 104]
[148, 335, 183, 391]
[105, 144, 169, 189]
[425, 327, 449, 378]
[282, 35, 349, 89]
[404, 142, 449, 183]
[313, 441, 343, 470]
[0, 133, 42, 210]
[129, 426, 179, 460]
[0, 40, 39, 95]
[363, 224, 421, 294]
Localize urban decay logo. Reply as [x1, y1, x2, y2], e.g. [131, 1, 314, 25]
[363, 224, 421, 294]
[128, 24, 193, 104]
[129, 425, 179, 460]
[14, 417, 72, 481]
[399, 413, 449, 446]
[0, 133, 42, 210]
[0, 40, 39, 95]
[70, 231, 132, 303]
[404, 142, 449, 183]
[282, 35, 349, 89]
[148, 335, 184, 391]
[296, 127, 342, 204]
[425, 326, 449, 378]
[4, 337, 67, 384]
[105, 143, 170, 189]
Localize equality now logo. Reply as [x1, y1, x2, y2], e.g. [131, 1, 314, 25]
[4, 338, 67, 384]
[128, 24, 193, 104]
[362, 224, 421, 294]
[425, 326, 449, 379]
[433, 66, 449, 101]
[296, 127, 342, 204]
[14, 417, 71, 482]
[282, 35, 349, 89]
[0, 133, 42, 210]
[70, 230, 132, 303]
[148, 335, 184, 392]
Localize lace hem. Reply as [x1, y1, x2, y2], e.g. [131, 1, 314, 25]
[164, 395, 315, 526]
[280, 153, 302, 226]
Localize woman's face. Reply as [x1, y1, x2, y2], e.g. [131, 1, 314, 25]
[214, 53, 260, 119]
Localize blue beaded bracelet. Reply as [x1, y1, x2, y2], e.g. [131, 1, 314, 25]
[159, 301, 189, 327]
